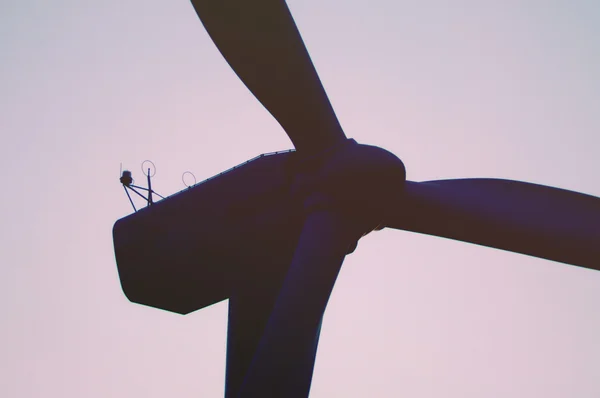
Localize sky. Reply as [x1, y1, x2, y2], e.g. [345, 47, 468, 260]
[2, 0, 600, 396]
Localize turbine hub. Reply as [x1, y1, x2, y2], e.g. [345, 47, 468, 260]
[291, 139, 406, 234]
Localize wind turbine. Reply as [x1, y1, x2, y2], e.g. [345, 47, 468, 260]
[112, 1, 600, 397]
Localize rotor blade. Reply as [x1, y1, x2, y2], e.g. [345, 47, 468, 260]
[190, 0, 347, 153]
[225, 245, 319, 398]
[238, 208, 356, 397]
[386, 179, 600, 269]
[227, 290, 319, 398]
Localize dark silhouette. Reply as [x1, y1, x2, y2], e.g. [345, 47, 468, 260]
[112, 1, 600, 397]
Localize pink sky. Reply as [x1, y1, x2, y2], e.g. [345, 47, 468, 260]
[2, 0, 600, 396]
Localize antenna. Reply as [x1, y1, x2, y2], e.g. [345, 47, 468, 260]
[142, 160, 156, 206]
[182, 171, 197, 188]
[119, 160, 165, 212]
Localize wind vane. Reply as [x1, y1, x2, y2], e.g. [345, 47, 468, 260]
[112, 1, 600, 397]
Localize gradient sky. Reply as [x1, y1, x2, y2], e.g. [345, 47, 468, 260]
[2, 0, 600, 397]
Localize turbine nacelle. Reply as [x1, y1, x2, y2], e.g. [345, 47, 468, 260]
[113, 2, 600, 397]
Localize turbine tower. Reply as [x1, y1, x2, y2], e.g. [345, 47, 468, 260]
[113, 1, 600, 397]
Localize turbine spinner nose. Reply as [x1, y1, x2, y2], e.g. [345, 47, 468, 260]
[291, 139, 406, 233]
[320, 140, 406, 202]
